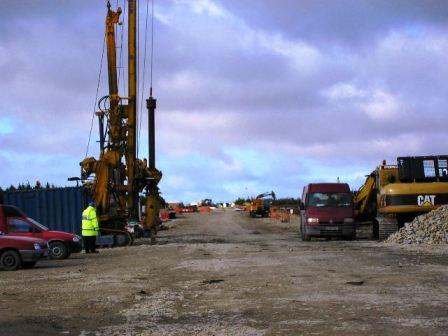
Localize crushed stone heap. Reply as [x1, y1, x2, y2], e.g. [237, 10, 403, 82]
[386, 205, 448, 244]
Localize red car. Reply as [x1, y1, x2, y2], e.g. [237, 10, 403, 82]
[0, 235, 48, 271]
[0, 205, 82, 259]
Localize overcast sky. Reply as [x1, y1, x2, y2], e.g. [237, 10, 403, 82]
[1, 0, 448, 202]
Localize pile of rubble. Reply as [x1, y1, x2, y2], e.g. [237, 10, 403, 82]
[386, 206, 448, 244]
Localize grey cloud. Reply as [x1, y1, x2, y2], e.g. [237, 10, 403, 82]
[216, 0, 448, 47]
[1, 0, 448, 201]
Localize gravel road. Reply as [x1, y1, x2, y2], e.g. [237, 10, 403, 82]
[1, 209, 448, 335]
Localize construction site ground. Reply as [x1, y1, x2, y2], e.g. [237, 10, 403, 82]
[1, 209, 448, 336]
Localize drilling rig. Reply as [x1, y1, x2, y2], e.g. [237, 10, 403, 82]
[77, 0, 162, 244]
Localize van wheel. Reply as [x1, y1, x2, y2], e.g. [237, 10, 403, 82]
[49, 241, 69, 260]
[22, 261, 37, 269]
[0, 250, 21, 271]
[301, 227, 311, 241]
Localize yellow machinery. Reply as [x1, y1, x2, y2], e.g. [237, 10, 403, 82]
[354, 156, 448, 239]
[249, 191, 276, 218]
[78, 1, 162, 244]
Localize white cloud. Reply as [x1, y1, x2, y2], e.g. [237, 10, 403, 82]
[179, 0, 229, 18]
[360, 89, 401, 121]
[323, 82, 366, 100]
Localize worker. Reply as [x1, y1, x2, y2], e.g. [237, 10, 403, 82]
[82, 202, 99, 253]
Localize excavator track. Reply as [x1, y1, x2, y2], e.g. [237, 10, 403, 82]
[100, 228, 134, 247]
[375, 216, 398, 240]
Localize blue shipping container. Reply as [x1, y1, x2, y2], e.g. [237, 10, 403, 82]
[3, 187, 89, 235]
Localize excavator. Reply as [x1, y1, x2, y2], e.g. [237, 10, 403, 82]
[249, 191, 276, 218]
[354, 156, 448, 240]
[73, 1, 162, 245]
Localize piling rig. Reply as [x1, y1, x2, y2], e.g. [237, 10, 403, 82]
[78, 1, 162, 244]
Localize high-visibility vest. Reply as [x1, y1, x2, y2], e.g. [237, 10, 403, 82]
[82, 206, 99, 237]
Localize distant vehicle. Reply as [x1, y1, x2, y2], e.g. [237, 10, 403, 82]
[300, 183, 355, 241]
[0, 235, 48, 271]
[249, 191, 276, 218]
[0, 205, 82, 259]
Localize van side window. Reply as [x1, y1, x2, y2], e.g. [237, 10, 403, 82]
[7, 218, 33, 233]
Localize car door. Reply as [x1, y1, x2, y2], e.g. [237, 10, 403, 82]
[6, 217, 44, 239]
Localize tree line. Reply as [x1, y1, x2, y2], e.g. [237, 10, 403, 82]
[0, 181, 60, 204]
[234, 197, 301, 206]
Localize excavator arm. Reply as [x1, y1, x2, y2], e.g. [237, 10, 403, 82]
[353, 172, 376, 219]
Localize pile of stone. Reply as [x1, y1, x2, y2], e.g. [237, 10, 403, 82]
[386, 206, 448, 244]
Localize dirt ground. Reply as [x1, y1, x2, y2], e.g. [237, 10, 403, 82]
[1, 209, 448, 336]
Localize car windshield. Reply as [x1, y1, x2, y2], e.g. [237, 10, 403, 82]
[27, 218, 49, 231]
[308, 192, 352, 207]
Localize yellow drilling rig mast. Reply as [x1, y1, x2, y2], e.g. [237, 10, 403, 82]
[78, 0, 162, 244]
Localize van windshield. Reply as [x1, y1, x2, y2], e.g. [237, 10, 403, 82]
[308, 192, 352, 208]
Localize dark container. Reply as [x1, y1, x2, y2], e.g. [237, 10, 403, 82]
[398, 156, 448, 182]
[3, 187, 89, 235]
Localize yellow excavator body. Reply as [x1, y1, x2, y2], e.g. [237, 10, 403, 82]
[354, 156, 448, 239]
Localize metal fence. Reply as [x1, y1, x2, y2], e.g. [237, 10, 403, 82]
[3, 187, 89, 235]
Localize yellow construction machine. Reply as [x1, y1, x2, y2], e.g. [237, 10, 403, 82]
[249, 191, 276, 218]
[354, 156, 448, 239]
[74, 1, 162, 244]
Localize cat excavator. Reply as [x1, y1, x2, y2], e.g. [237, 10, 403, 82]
[74, 1, 162, 245]
[354, 156, 448, 240]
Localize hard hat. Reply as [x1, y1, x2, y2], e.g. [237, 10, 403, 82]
[88, 201, 96, 207]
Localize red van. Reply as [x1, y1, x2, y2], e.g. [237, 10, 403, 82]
[300, 183, 355, 241]
[0, 235, 48, 271]
[0, 205, 82, 259]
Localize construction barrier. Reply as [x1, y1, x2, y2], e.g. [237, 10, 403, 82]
[199, 206, 211, 214]
[268, 207, 291, 223]
[159, 210, 170, 222]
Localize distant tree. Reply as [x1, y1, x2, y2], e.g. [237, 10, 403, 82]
[0, 187, 4, 204]
[234, 197, 246, 206]
[272, 198, 301, 207]
[45, 182, 51, 189]
[35, 181, 42, 190]
[7, 185, 16, 192]
[159, 195, 168, 208]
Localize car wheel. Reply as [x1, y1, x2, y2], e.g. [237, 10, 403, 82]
[49, 241, 69, 260]
[22, 261, 37, 269]
[0, 250, 21, 271]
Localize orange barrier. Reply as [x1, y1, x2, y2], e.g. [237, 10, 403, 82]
[198, 206, 211, 213]
[268, 207, 291, 222]
[280, 212, 290, 223]
[269, 206, 279, 219]
[159, 210, 170, 222]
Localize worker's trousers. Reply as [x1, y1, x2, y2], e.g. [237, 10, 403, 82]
[83, 236, 97, 253]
